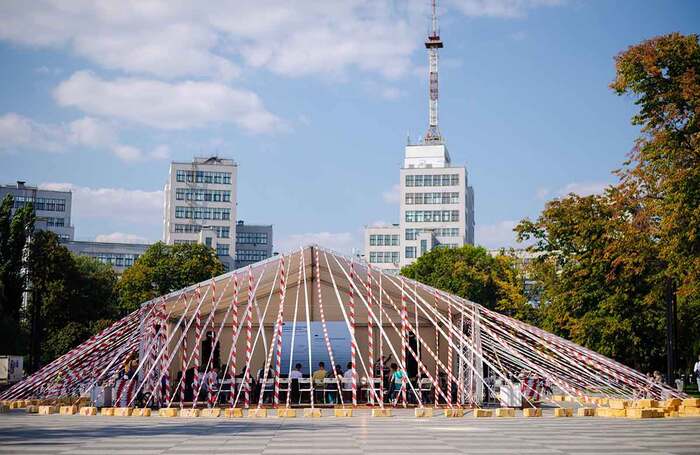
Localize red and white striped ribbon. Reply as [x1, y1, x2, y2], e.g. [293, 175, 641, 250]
[348, 261, 357, 406]
[244, 266, 254, 408]
[366, 264, 374, 405]
[273, 255, 287, 406]
[229, 274, 239, 407]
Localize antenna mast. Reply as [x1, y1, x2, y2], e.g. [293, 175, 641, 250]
[423, 0, 443, 144]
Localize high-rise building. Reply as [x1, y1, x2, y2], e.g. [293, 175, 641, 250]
[66, 240, 150, 275]
[234, 220, 274, 269]
[163, 156, 238, 270]
[363, 0, 475, 274]
[0, 181, 75, 242]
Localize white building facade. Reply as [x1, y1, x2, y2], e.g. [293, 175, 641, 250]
[364, 144, 475, 274]
[163, 157, 238, 270]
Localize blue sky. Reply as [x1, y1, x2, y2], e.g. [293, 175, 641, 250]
[1, 0, 698, 253]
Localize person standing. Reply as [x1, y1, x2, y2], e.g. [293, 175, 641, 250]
[694, 354, 700, 392]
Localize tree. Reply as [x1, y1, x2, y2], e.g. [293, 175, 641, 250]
[26, 231, 120, 368]
[0, 195, 34, 354]
[611, 33, 700, 369]
[515, 192, 667, 371]
[400, 244, 537, 324]
[515, 33, 700, 373]
[117, 242, 224, 313]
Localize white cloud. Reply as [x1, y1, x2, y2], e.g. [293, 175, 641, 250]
[447, 0, 562, 18]
[556, 182, 610, 197]
[276, 231, 360, 255]
[40, 182, 163, 228]
[54, 71, 284, 133]
[0, 1, 563, 82]
[112, 145, 144, 162]
[0, 112, 170, 162]
[475, 220, 519, 249]
[68, 116, 116, 148]
[95, 232, 150, 244]
[382, 184, 401, 204]
[0, 112, 66, 152]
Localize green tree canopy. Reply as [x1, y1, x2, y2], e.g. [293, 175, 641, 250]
[0, 195, 34, 354]
[26, 231, 120, 367]
[516, 33, 700, 373]
[117, 241, 224, 313]
[400, 244, 536, 324]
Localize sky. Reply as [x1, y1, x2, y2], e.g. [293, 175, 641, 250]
[1, 0, 698, 254]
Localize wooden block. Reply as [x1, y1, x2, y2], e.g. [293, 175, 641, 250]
[551, 395, 564, 401]
[132, 408, 151, 417]
[564, 396, 577, 402]
[276, 408, 296, 418]
[59, 405, 78, 415]
[114, 407, 133, 417]
[577, 407, 595, 416]
[474, 409, 493, 418]
[668, 410, 680, 418]
[626, 408, 663, 419]
[0, 405, 9, 413]
[304, 408, 322, 418]
[682, 398, 700, 407]
[596, 407, 626, 418]
[414, 408, 433, 418]
[523, 408, 542, 417]
[680, 407, 700, 417]
[496, 408, 515, 417]
[224, 408, 243, 418]
[666, 398, 681, 407]
[179, 408, 201, 418]
[158, 408, 178, 417]
[39, 405, 59, 415]
[445, 408, 465, 418]
[371, 408, 392, 417]
[26, 405, 39, 413]
[633, 399, 658, 408]
[334, 408, 352, 417]
[554, 408, 573, 417]
[79, 407, 97, 416]
[608, 399, 630, 410]
[247, 408, 267, 418]
[200, 408, 221, 418]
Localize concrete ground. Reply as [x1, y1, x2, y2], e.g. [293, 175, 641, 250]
[1, 409, 699, 455]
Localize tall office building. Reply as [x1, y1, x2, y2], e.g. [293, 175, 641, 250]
[234, 220, 274, 269]
[163, 156, 238, 270]
[0, 181, 75, 242]
[363, 0, 475, 274]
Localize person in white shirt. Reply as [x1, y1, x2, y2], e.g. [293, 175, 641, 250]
[289, 363, 303, 380]
[289, 363, 303, 404]
[694, 354, 700, 392]
[343, 362, 354, 390]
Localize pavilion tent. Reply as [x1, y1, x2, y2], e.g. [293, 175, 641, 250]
[0, 245, 684, 408]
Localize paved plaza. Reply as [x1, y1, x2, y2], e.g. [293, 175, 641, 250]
[1, 409, 700, 454]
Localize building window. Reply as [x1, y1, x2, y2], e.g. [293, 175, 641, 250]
[175, 188, 231, 202]
[420, 240, 428, 255]
[236, 232, 268, 245]
[89, 252, 140, 268]
[175, 170, 232, 185]
[216, 244, 229, 256]
[405, 210, 459, 223]
[369, 234, 399, 246]
[235, 249, 268, 262]
[175, 206, 230, 220]
[405, 247, 416, 259]
[404, 174, 459, 188]
[369, 251, 400, 264]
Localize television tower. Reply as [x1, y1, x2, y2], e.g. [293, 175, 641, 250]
[423, 0, 444, 144]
